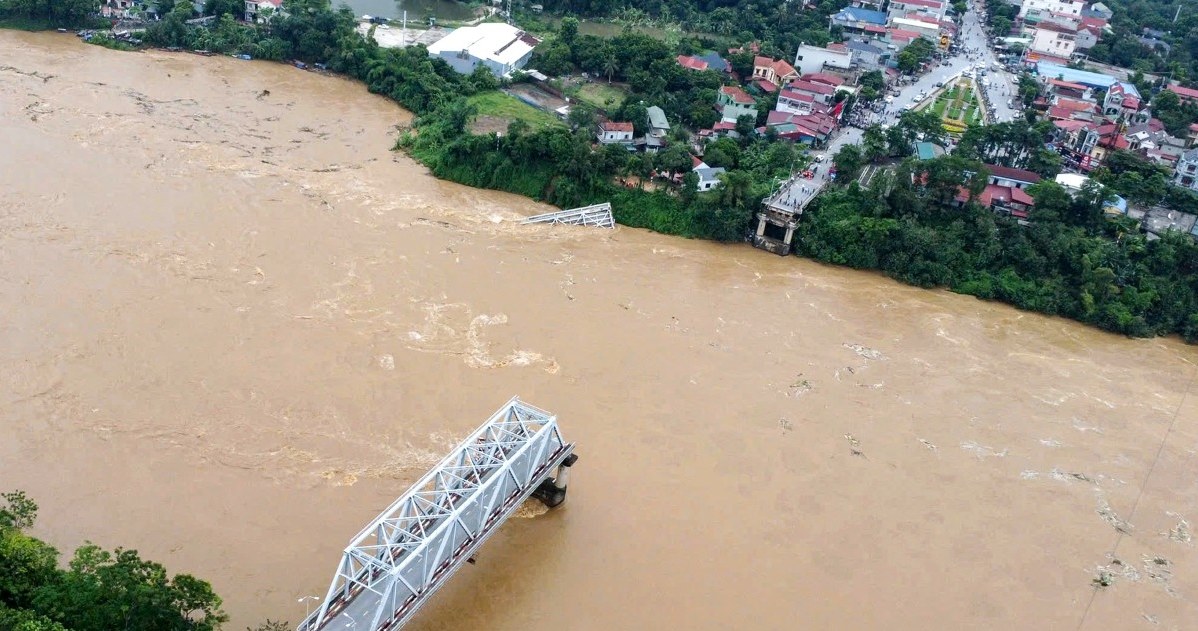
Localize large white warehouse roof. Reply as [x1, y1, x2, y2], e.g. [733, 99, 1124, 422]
[428, 23, 541, 67]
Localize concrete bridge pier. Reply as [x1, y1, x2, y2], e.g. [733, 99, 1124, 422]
[532, 453, 579, 508]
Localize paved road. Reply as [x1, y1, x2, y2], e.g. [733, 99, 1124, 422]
[766, 2, 1021, 212]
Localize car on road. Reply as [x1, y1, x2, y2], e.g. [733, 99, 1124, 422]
[934, 81, 944, 87]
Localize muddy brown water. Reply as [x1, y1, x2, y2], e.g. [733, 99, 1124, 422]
[2, 32, 1196, 630]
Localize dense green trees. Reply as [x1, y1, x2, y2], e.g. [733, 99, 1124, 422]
[0, 491, 228, 631]
[536, 0, 847, 57]
[802, 149, 1198, 340]
[897, 38, 935, 74]
[0, 0, 97, 27]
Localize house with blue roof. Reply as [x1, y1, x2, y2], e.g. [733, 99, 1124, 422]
[831, 7, 888, 37]
[695, 51, 730, 73]
[1035, 62, 1140, 99]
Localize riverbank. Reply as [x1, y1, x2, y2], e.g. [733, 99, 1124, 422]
[4, 30, 1197, 630]
[4, 12, 1198, 343]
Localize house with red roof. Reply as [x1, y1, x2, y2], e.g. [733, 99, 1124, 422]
[1167, 84, 1198, 103]
[676, 55, 709, 71]
[716, 85, 758, 122]
[596, 121, 634, 146]
[801, 73, 845, 88]
[786, 80, 837, 106]
[751, 56, 798, 93]
[985, 164, 1041, 189]
[885, 28, 922, 47]
[1046, 78, 1091, 100]
[956, 184, 1037, 220]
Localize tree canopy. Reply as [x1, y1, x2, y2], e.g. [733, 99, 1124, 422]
[0, 491, 228, 631]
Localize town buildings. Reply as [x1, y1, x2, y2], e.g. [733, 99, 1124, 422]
[426, 23, 540, 77]
[716, 85, 758, 122]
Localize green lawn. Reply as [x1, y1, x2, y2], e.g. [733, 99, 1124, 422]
[467, 91, 562, 129]
[575, 82, 627, 109]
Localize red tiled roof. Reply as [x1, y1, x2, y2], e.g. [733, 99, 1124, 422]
[1010, 187, 1035, 205]
[827, 43, 849, 52]
[1122, 96, 1140, 109]
[887, 28, 921, 39]
[1053, 119, 1090, 132]
[1080, 16, 1106, 29]
[790, 80, 836, 95]
[1055, 97, 1093, 112]
[753, 56, 797, 79]
[986, 164, 1042, 184]
[901, 0, 944, 8]
[802, 72, 845, 87]
[1047, 106, 1073, 119]
[1049, 79, 1087, 90]
[866, 24, 888, 33]
[754, 78, 779, 93]
[958, 184, 1037, 208]
[1168, 84, 1198, 100]
[600, 121, 633, 132]
[1037, 20, 1077, 34]
[676, 55, 708, 71]
[1189, 123, 1198, 133]
[719, 85, 756, 104]
[712, 121, 737, 131]
[780, 89, 815, 102]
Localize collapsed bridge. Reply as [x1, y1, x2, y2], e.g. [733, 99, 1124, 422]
[298, 397, 578, 631]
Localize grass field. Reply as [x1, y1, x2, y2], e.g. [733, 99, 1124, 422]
[575, 82, 627, 109]
[467, 92, 562, 129]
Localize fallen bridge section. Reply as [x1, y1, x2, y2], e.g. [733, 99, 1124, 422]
[298, 397, 577, 631]
[523, 202, 615, 228]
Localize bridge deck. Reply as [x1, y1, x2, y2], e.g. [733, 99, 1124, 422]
[299, 398, 575, 631]
[523, 202, 614, 228]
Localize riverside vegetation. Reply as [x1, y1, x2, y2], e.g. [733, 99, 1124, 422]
[0, 491, 228, 631]
[3, 0, 1198, 342]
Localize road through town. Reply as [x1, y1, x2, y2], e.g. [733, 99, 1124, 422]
[772, 2, 1022, 213]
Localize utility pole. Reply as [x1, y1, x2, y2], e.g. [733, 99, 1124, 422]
[1175, 3, 1182, 23]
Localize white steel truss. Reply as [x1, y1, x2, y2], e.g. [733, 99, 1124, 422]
[298, 397, 576, 631]
[522, 202, 615, 228]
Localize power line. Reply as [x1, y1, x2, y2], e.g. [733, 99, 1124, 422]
[1075, 364, 1196, 630]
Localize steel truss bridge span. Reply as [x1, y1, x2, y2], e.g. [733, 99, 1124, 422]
[298, 397, 577, 631]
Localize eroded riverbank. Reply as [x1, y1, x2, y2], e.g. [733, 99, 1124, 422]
[2, 31, 1196, 630]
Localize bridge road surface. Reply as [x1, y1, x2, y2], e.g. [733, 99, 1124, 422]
[773, 1, 1021, 212]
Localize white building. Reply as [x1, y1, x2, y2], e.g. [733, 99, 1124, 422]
[886, 0, 946, 22]
[693, 163, 726, 191]
[793, 43, 852, 78]
[1019, 0, 1085, 21]
[427, 23, 541, 78]
[889, 17, 941, 41]
[245, 0, 282, 23]
[1030, 22, 1077, 59]
[1174, 149, 1198, 191]
[596, 121, 634, 146]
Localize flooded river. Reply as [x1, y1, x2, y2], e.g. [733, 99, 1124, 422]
[2, 32, 1196, 630]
